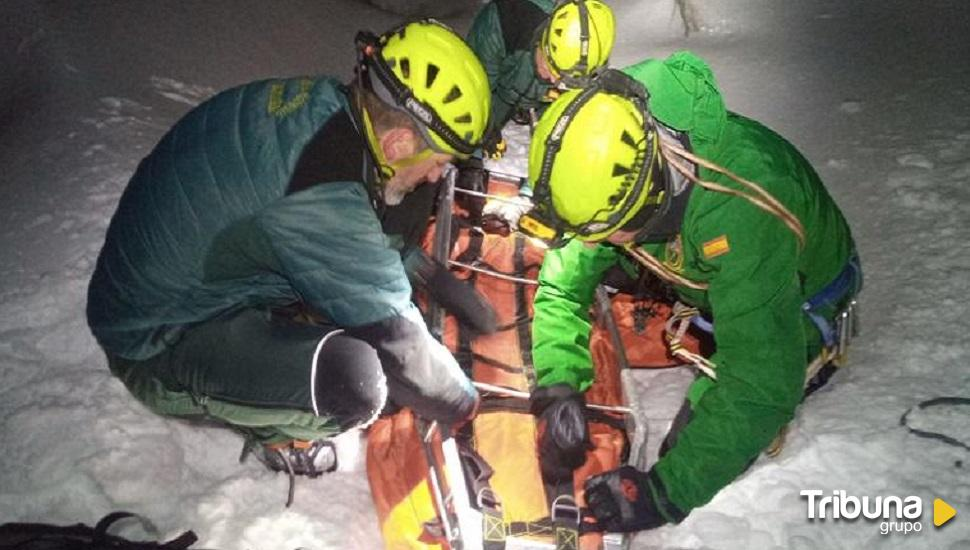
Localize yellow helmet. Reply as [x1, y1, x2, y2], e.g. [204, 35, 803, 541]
[540, 0, 616, 85]
[522, 70, 664, 245]
[356, 19, 491, 157]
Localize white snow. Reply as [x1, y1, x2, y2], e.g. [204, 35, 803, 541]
[2, 1, 969, 549]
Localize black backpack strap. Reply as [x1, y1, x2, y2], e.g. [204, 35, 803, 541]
[0, 512, 198, 550]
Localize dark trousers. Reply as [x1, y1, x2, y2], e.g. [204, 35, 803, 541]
[107, 307, 386, 443]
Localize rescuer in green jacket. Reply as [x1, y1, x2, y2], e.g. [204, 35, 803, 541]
[520, 55, 861, 531]
[467, 0, 615, 141]
[86, 21, 493, 478]
[462, 0, 616, 227]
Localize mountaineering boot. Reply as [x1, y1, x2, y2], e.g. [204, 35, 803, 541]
[254, 439, 338, 477]
[242, 438, 339, 507]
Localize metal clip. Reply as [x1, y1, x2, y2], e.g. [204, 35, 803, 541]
[550, 494, 581, 527]
[833, 299, 859, 366]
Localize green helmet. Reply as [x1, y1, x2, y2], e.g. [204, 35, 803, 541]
[540, 0, 616, 84]
[357, 19, 491, 157]
[523, 70, 663, 244]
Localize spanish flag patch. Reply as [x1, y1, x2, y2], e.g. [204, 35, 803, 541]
[702, 235, 731, 259]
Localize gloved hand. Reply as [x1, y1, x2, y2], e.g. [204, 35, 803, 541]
[482, 194, 533, 231]
[584, 466, 672, 532]
[407, 249, 498, 335]
[482, 130, 506, 160]
[530, 384, 592, 481]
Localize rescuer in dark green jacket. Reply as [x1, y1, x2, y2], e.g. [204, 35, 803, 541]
[86, 21, 494, 476]
[463, 0, 617, 227]
[520, 55, 860, 531]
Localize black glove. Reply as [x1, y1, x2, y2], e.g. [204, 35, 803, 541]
[530, 384, 592, 481]
[408, 249, 498, 335]
[584, 466, 680, 532]
[482, 129, 506, 160]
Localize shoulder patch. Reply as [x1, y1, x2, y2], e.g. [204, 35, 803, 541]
[662, 234, 685, 272]
[702, 235, 730, 259]
[268, 79, 313, 118]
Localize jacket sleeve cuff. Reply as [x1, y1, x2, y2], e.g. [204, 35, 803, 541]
[645, 468, 688, 525]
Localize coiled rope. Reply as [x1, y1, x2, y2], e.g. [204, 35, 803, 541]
[620, 141, 808, 293]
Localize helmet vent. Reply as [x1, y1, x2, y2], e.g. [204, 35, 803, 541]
[555, 29, 564, 37]
[443, 85, 462, 104]
[426, 64, 439, 88]
[612, 163, 633, 177]
[454, 113, 472, 124]
[607, 189, 625, 206]
[400, 58, 411, 80]
[620, 130, 638, 149]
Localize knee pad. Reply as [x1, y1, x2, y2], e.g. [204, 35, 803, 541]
[312, 331, 387, 430]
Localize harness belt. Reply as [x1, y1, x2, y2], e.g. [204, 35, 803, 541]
[802, 254, 862, 349]
[688, 253, 863, 354]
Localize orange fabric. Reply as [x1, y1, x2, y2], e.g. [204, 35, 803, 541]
[473, 411, 548, 523]
[590, 294, 701, 369]
[367, 177, 699, 549]
[366, 410, 445, 550]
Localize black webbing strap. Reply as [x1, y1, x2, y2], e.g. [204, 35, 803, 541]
[454, 231, 485, 376]
[513, 235, 537, 390]
[0, 511, 199, 549]
[900, 397, 970, 452]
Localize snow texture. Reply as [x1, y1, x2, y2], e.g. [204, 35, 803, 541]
[1, 1, 969, 549]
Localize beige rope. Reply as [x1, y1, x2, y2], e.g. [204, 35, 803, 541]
[664, 302, 718, 378]
[619, 141, 807, 292]
[623, 244, 709, 290]
[661, 142, 806, 246]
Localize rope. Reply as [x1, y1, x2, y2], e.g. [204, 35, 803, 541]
[623, 244, 709, 290]
[661, 141, 806, 247]
[663, 302, 718, 378]
[900, 397, 970, 452]
[619, 142, 807, 293]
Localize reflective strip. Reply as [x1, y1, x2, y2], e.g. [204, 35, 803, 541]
[310, 329, 345, 416]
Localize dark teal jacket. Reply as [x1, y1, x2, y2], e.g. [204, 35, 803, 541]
[87, 77, 476, 423]
[466, 0, 556, 136]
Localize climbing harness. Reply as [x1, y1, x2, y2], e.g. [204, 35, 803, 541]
[662, 254, 862, 381]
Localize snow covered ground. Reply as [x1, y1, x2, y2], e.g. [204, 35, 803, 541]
[1, 1, 968, 549]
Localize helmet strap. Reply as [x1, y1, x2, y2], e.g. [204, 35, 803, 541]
[544, 0, 592, 83]
[350, 77, 396, 188]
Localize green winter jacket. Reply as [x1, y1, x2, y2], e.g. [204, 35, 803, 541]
[531, 52, 856, 517]
[466, 0, 555, 137]
[87, 77, 417, 360]
[87, 77, 477, 424]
